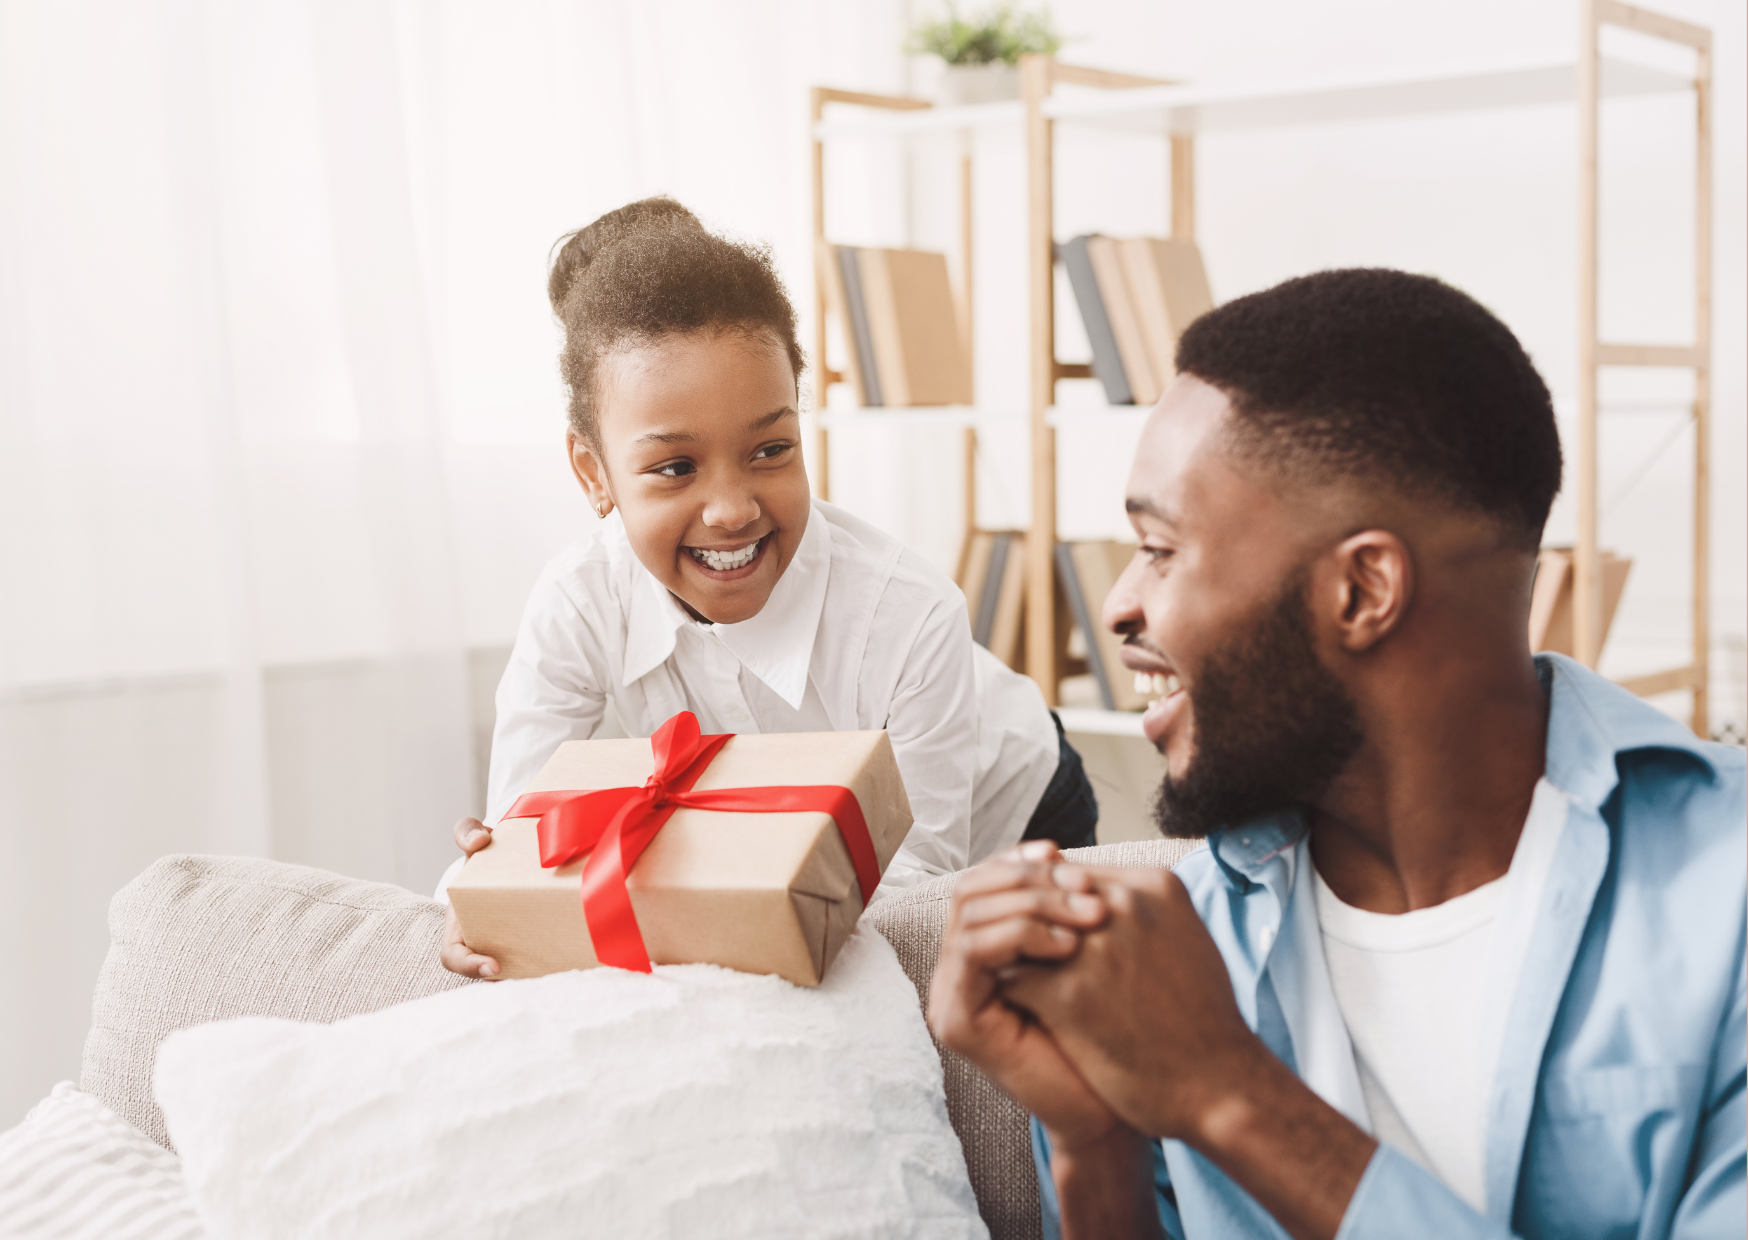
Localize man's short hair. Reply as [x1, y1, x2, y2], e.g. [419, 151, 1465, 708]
[1175, 268, 1562, 549]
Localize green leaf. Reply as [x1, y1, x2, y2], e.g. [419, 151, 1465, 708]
[903, 2, 1067, 66]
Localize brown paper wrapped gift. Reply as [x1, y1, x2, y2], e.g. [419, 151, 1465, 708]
[449, 724, 913, 987]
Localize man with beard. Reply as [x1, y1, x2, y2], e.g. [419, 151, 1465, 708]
[929, 269, 1745, 1240]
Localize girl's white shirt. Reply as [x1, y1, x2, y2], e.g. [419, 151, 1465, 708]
[484, 499, 1060, 893]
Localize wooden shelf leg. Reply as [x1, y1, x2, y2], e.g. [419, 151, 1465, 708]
[1692, 36, 1712, 736]
[810, 87, 831, 502]
[1575, 0, 1603, 669]
[1171, 134, 1196, 242]
[960, 144, 975, 402]
[1022, 54, 1058, 705]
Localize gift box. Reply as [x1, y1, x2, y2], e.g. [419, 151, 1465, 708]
[449, 713, 913, 987]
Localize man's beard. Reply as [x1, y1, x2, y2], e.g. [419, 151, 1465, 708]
[1153, 572, 1365, 839]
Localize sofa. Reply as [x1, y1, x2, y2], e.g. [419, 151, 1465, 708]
[77, 838, 1204, 1240]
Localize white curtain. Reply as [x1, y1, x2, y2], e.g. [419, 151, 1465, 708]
[0, 0, 909, 1123]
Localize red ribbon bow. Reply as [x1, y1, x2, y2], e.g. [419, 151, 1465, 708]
[505, 711, 883, 973]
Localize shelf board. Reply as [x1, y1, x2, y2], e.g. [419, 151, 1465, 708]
[1055, 707, 1149, 739]
[814, 98, 1022, 140]
[813, 57, 1690, 141]
[1047, 56, 1691, 134]
[814, 406, 986, 429]
[814, 405, 1155, 429]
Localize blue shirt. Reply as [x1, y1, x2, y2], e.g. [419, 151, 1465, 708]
[1035, 654, 1746, 1239]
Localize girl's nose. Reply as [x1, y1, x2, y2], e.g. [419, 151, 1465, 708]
[700, 486, 761, 533]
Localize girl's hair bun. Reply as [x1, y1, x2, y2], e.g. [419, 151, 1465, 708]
[547, 197, 702, 313]
[549, 196, 806, 450]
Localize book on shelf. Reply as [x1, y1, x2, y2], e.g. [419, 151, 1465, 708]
[1060, 235, 1133, 406]
[1528, 547, 1632, 657]
[1087, 236, 1162, 405]
[818, 241, 880, 405]
[1062, 233, 1214, 408]
[818, 243, 971, 407]
[1120, 238, 1214, 393]
[957, 530, 1026, 671]
[1055, 541, 1149, 712]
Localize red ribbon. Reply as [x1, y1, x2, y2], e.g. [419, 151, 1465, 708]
[505, 711, 882, 974]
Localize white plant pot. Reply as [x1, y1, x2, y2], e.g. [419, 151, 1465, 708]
[936, 63, 1021, 106]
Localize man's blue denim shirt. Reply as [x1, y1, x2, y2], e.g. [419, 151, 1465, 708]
[1035, 654, 1746, 1238]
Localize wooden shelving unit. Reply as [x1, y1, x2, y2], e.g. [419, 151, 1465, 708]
[811, 0, 1715, 732]
[1575, 0, 1713, 735]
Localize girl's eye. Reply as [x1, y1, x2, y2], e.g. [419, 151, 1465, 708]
[753, 442, 793, 462]
[1141, 545, 1174, 564]
[653, 460, 695, 478]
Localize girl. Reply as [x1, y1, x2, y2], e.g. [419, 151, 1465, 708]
[442, 199, 1095, 978]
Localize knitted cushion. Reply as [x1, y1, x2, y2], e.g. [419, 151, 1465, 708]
[81, 855, 474, 1149]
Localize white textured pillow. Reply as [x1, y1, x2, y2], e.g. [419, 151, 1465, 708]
[0, 1082, 207, 1240]
[154, 926, 987, 1240]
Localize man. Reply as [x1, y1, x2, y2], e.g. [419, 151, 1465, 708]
[929, 269, 1745, 1240]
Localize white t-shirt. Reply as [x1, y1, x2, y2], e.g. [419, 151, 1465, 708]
[1313, 778, 1569, 1212]
[484, 498, 1060, 893]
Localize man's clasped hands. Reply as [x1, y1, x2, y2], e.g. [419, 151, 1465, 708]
[930, 839, 1368, 1240]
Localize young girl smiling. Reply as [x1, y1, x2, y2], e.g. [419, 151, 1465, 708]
[442, 199, 1095, 977]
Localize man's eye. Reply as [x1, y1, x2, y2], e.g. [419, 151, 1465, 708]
[654, 460, 695, 478]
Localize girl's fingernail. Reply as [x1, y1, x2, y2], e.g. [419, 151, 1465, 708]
[1051, 926, 1075, 945]
[1068, 894, 1103, 917]
[480, 962, 498, 978]
[1020, 841, 1055, 860]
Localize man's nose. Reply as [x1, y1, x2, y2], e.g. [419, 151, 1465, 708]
[700, 482, 761, 532]
[1102, 550, 1148, 637]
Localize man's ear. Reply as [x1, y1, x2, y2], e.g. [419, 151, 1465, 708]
[567, 433, 613, 517]
[1321, 530, 1413, 654]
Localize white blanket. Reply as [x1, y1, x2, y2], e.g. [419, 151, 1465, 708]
[154, 926, 987, 1240]
[0, 1082, 206, 1240]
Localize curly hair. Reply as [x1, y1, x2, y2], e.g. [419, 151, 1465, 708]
[548, 198, 806, 452]
[1175, 268, 1563, 550]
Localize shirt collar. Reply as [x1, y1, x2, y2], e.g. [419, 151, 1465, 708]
[1204, 651, 1719, 884]
[619, 505, 829, 710]
[1537, 651, 1719, 808]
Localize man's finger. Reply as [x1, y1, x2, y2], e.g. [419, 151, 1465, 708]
[952, 915, 1084, 972]
[955, 886, 1107, 933]
[453, 816, 492, 854]
[950, 848, 1076, 905]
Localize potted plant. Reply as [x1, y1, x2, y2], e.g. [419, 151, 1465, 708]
[905, 3, 1066, 106]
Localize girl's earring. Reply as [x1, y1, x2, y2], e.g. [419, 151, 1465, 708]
[595, 499, 613, 519]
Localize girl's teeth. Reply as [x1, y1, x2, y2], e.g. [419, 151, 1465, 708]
[1134, 672, 1151, 695]
[691, 540, 760, 571]
[1166, 674, 1181, 695]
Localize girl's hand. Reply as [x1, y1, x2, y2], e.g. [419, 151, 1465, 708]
[439, 817, 500, 979]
